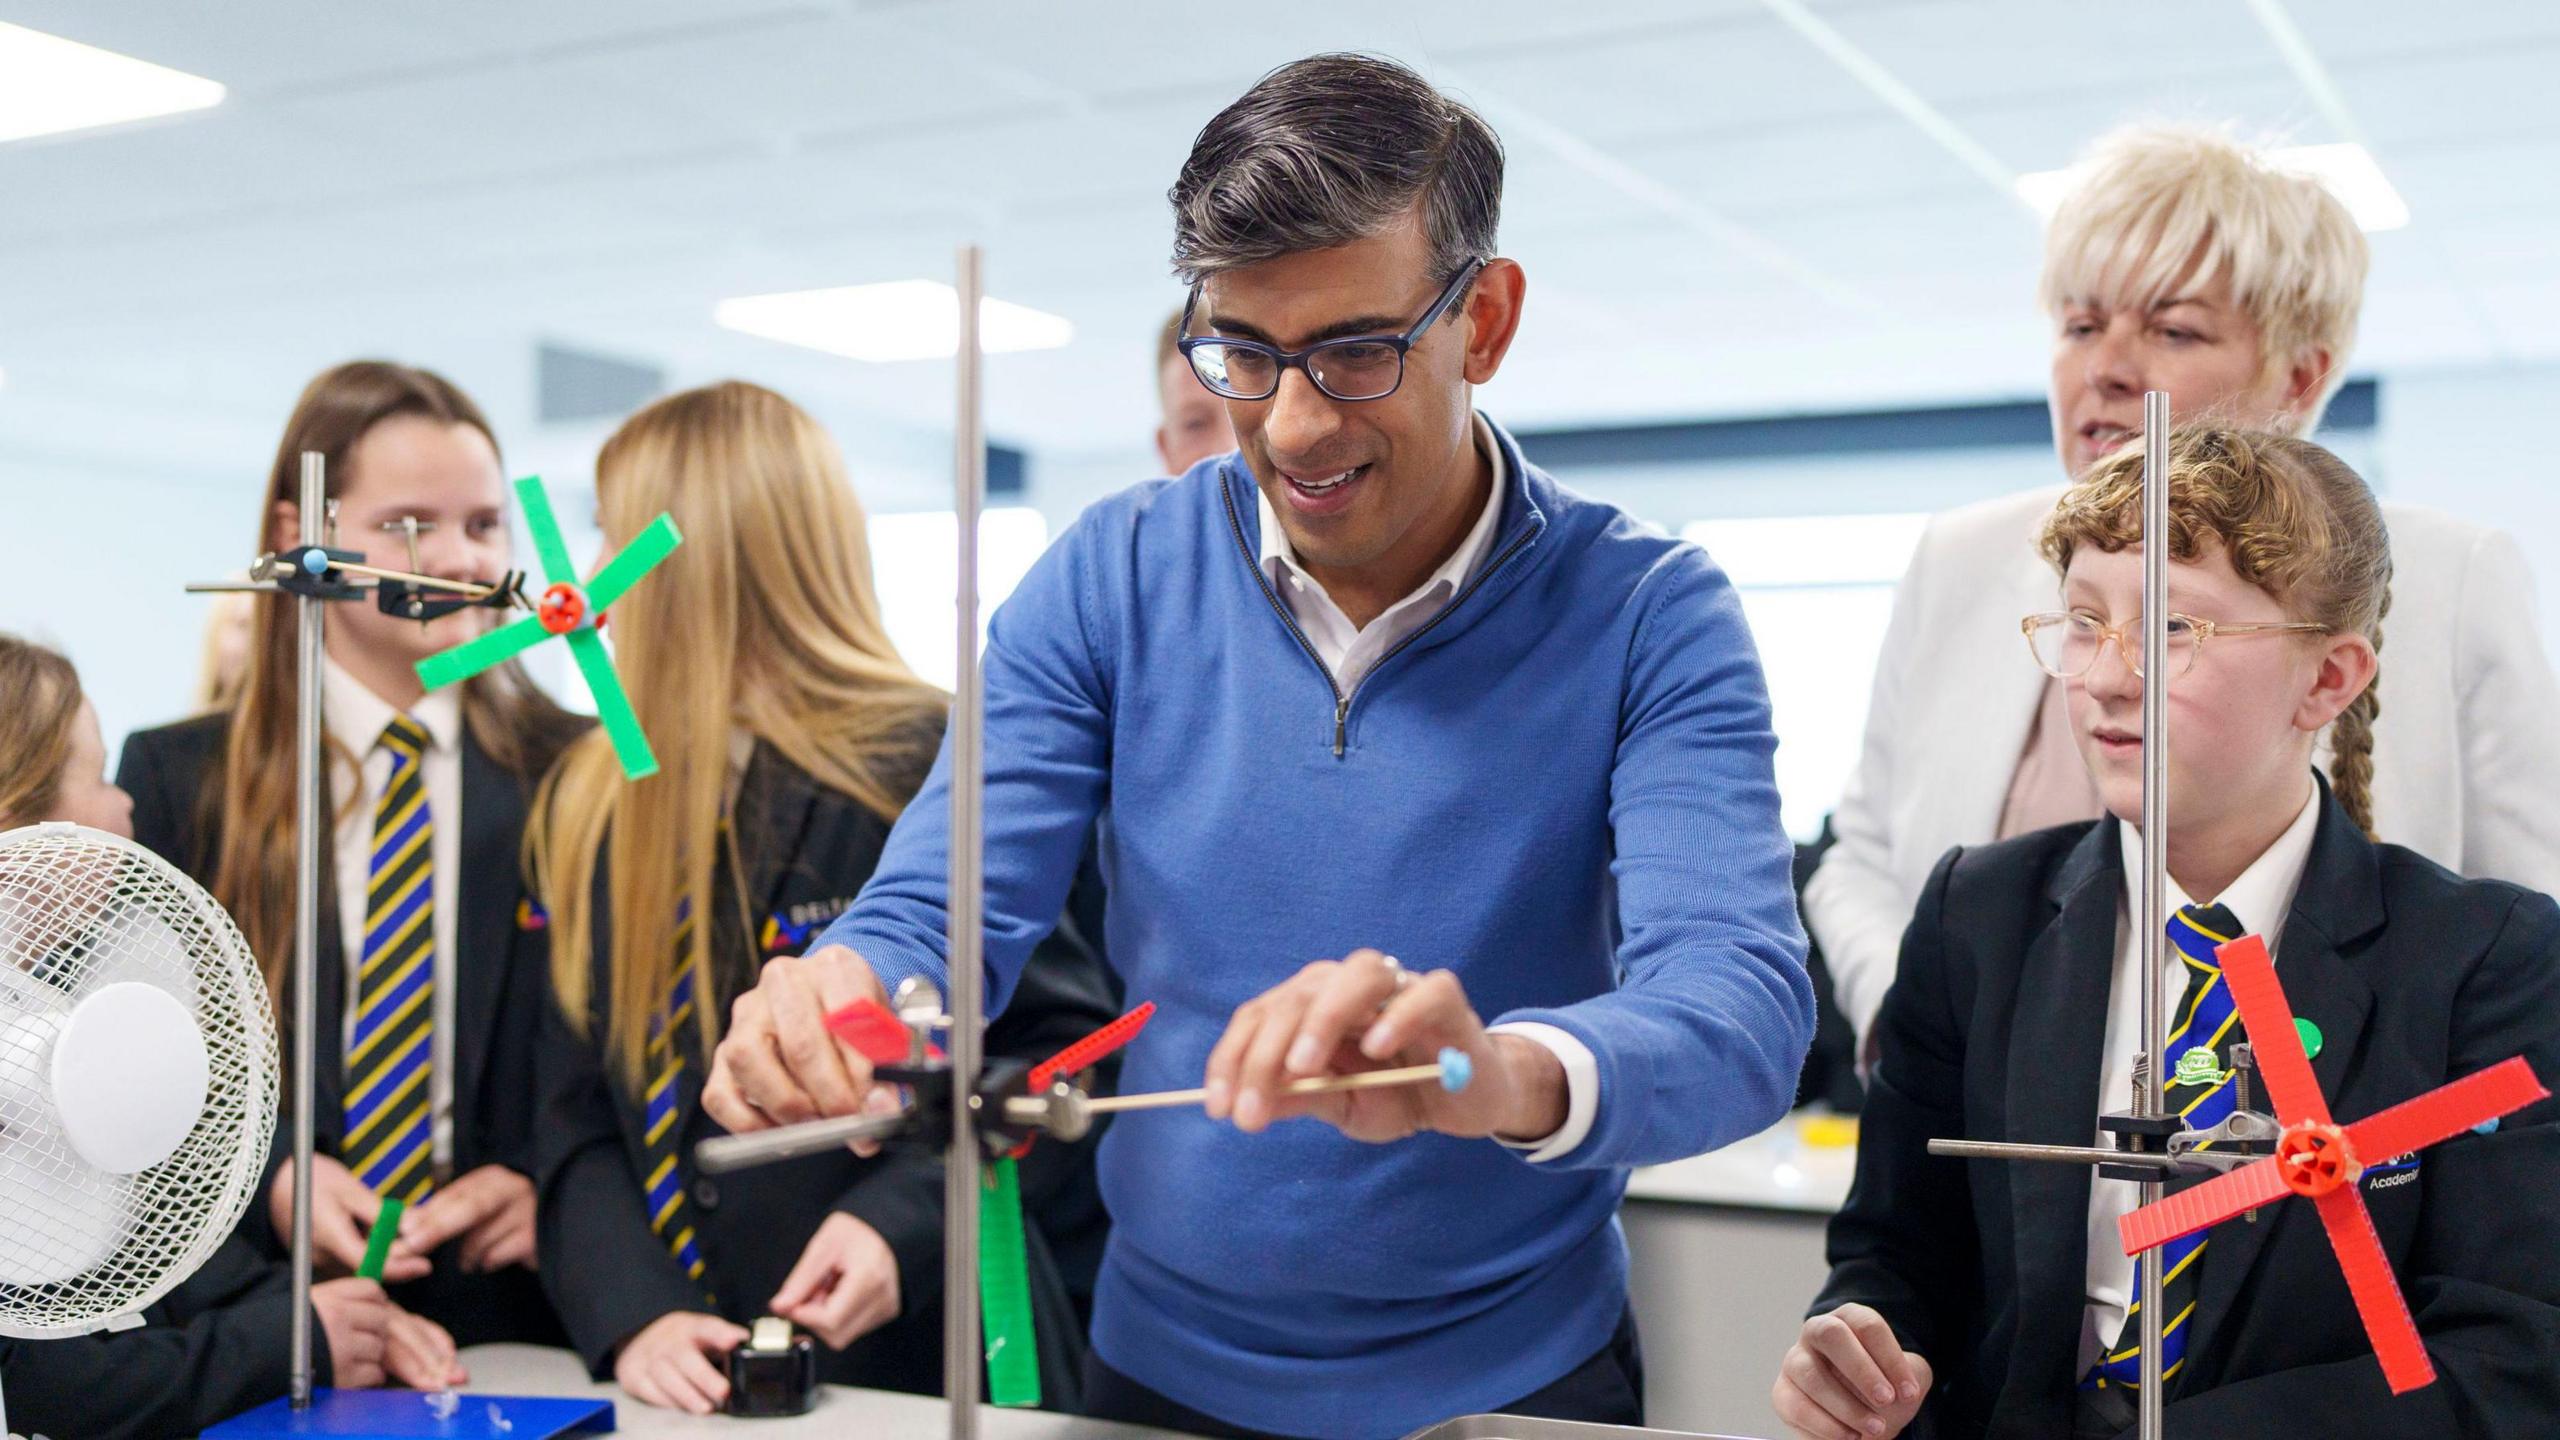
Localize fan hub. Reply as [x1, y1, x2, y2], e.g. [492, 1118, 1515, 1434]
[52, 982, 211, 1176]
[2275, 1120, 2360, 1197]
[536, 581, 599, 634]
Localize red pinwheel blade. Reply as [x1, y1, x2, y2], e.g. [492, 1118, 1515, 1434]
[2311, 1186, 2436, 1394]
[2214, 935, 2334, 1128]
[825, 999, 917, 1066]
[1030, 1001, 1155, 1093]
[2119, 1157, 2293, 1255]
[2346, 1056, 2546, 1166]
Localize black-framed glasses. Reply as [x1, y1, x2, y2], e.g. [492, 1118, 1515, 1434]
[1177, 257, 1487, 403]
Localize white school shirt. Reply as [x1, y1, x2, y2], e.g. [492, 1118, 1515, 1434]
[2078, 787, 2321, 1374]
[1253, 414, 1599, 1162]
[324, 659, 463, 1171]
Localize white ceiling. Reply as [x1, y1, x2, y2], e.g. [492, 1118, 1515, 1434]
[5, 0, 2559, 507]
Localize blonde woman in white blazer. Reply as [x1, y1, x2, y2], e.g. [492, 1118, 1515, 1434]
[1807, 125, 2560, 1049]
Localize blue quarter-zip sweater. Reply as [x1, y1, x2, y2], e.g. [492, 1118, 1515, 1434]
[822, 417, 1813, 1438]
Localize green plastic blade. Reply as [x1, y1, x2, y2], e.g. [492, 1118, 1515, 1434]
[514, 475, 578, 586]
[585, 514, 683, 611]
[979, 1156, 1041, 1408]
[567, 629, 657, 780]
[356, 1196, 406, 1282]
[415, 615, 549, 691]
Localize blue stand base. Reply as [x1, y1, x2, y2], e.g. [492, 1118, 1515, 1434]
[205, 1391, 615, 1438]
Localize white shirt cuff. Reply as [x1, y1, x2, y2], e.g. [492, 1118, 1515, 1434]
[1486, 1021, 1599, 1164]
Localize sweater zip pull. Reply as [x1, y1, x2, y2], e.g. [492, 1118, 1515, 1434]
[1333, 697, 1349, 758]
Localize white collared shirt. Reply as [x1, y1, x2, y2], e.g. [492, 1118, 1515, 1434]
[2079, 786, 2323, 1372]
[1253, 415, 1598, 1163]
[324, 659, 464, 1170]
[1255, 414, 1511, 696]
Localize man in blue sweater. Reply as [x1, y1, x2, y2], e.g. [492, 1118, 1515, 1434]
[703, 52, 1814, 1438]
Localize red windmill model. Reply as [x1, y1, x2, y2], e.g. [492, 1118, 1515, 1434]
[2117, 933, 2547, 1394]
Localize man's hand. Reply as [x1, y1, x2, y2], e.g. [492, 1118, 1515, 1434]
[399, 1164, 537, 1273]
[384, 1306, 470, 1391]
[311, 1278, 393, 1389]
[770, 1213, 902, 1349]
[1773, 1304, 1931, 1440]
[702, 946, 901, 1155]
[271, 1156, 429, 1283]
[1202, 949, 1567, 1144]
[614, 1311, 751, 1415]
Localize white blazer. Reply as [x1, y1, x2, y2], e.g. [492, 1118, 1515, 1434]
[1805, 483, 2560, 1044]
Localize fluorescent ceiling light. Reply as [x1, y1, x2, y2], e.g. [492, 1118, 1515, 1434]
[715, 281, 1074, 363]
[0, 23, 225, 146]
[2017, 141, 2409, 232]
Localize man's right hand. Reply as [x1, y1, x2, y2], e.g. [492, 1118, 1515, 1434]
[702, 946, 900, 1151]
[311, 1278, 393, 1390]
[1773, 1304, 1931, 1440]
[614, 1311, 752, 1415]
[270, 1155, 429, 1283]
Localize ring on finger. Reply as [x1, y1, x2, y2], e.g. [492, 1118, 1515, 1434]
[1380, 954, 1415, 993]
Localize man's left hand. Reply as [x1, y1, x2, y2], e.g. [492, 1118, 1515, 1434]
[1203, 948, 1567, 1144]
[399, 1165, 539, 1273]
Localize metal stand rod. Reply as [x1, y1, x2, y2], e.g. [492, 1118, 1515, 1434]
[693, 1110, 912, 1174]
[2135, 390, 2172, 1440]
[289, 451, 325, 1408]
[1928, 1139, 2187, 1173]
[944, 243, 987, 1440]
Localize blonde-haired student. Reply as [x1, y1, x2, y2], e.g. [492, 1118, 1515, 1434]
[1777, 429, 2560, 1440]
[0, 633, 447, 1437]
[1807, 124, 2560, 1058]
[118, 360, 586, 1358]
[527, 381, 1116, 1413]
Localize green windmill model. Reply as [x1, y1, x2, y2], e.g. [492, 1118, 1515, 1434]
[416, 475, 683, 779]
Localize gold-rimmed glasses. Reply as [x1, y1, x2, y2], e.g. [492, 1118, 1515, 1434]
[2021, 609, 2333, 681]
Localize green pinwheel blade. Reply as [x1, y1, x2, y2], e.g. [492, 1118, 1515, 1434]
[978, 1156, 1041, 1408]
[585, 513, 683, 611]
[513, 475, 579, 587]
[567, 628, 657, 780]
[415, 615, 550, 692]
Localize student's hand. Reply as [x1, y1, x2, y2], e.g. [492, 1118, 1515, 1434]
[270, 1156, 431, 1283]
[771, 1213, 902, 1349]
[702, 945, 901, 1154]
[312, 1277, 393, 1390]
[400, 1164, 538, 1273]
[614, 1311, 750, 1415]
[1774, 1304, 1931, 1440]
[1203, 948, 1566, 1144]
[384, 1306, 469, 1391]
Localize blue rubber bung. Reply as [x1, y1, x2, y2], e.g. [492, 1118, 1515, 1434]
[1437, 1047, 1472, 1093]
[301, 549, 328, 574]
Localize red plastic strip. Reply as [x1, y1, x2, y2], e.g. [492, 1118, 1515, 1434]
[2311, 1186, 2436, 1394]
[2213, 935, 2333, 1128]
[2347, 1056, 2546, 1165]
[2118, 1157, 2291, 1255]
[1030, 1001, 1156, 1093]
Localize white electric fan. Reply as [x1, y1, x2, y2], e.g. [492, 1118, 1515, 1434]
[0, 822, 279, 1437]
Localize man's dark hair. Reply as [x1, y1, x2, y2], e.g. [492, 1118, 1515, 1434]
[1169, 53, 1503, 285]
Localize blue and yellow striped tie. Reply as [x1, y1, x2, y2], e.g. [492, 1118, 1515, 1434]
[642, 895, 709, 1288]
[344, 714, 437, 1203]
[2089, 902, 2247, 1392]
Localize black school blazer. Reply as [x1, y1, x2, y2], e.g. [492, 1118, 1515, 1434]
[1814, 778, 2560, 1440]
[530, 735, 1119, 1400]
[117, 709, 572, 1344]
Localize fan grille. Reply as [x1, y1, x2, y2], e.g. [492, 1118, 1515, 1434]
[0, 824, 277, 1337]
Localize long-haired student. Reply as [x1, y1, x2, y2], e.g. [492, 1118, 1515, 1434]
[1775, 429, 2560, 1440]
[527, 381, 1116, 1414]
[117, 360, 586, 1356]
[0, 634, 451, 1436]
